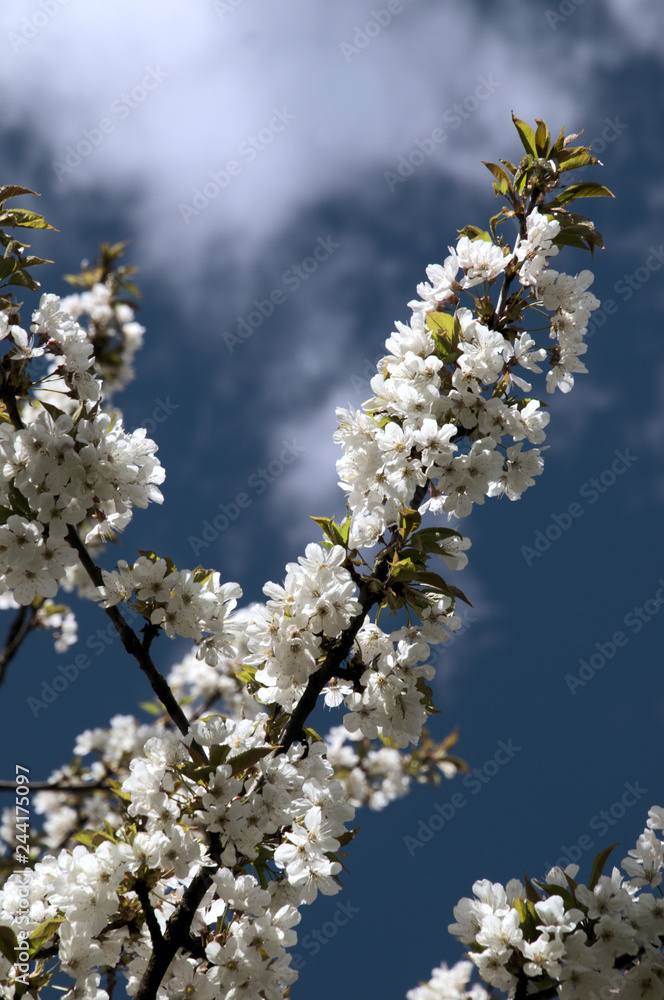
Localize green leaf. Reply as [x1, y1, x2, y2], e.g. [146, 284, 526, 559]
[29, 916, 65, 956]
[207, 743, 229, 770]
[310, 515, 335, 543]
[399, 506, 421, 537]
[0, 207, 56, 230]
[513, 896, 527, 922]
[19, 255, 53, 268]
[0, 185, 39, 203]
[416, 675, 440, 714]
[524, 871, 542, 903]
[303, 726, 323, 743]
[36, 399, 68, 423]
[137, 549, 161, 564]
[551, 219, 605, 255]
[0, 925, 18, 964]
[554, 182, 616, 206]
[488, 208, 511, 241]
[418, 572, 471, 606]
[511, 112, 538, 157]
[557, 150, 601, 172]
[426, 311, 455, 335]
[331, 517, 351, 549]
[513, 896, 541, 937]
[412, 527, 461, 541]
[533, 879, 577, 911]
[234, 665, 257, 686]
[534, 119, 551, 157]
[550, 124, 567, 155]
[140, 701, 162, 715]
[8, 481, 35, 519]
[482, 162, 513, 196]
[457, 225, 492, 241]
[588, 843, 619, 890]
[0, 258, 16, 282]
[229, 745, 276, 776]
[72, 829, 115, 849]
[193, 565, 214, 585]
[408, 527, 462, 556]
[391, 566, 471, 606]
[5, 268, 40, 291]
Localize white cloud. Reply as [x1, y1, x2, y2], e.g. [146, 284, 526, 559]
[0, 0, 639, 285]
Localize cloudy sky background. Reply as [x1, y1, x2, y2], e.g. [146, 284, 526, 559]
[0, 0, 663, 996]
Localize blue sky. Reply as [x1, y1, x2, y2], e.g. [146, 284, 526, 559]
[0, 0, 662, 996]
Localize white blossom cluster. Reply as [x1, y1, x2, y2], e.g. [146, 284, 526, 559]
[335, 209, 599, 548]
[443, 805, 664, 998]
[97, 555, 241, 665]
[325, 724, 457, 811]
[0, 160, 611, 1000]
[0, 293, 165, 606]
[0, 715, 354, 999]
[60, 281, 145, 395]
[407, 960, 490, 1000]
[241, 543, 362, 711]
[236, 539, 461, 747]
[338, 610, 460, 748]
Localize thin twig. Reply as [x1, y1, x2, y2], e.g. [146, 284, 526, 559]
[65, 526, 208, 766]
[0, 778, 111, 793]
[0, 604, 38, 690]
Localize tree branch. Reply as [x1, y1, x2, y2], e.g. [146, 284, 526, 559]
[0, 603, 38, 690]
[65, 526, 208, 766]
[133, 879, 165, 953]
[0, 778, 111, 793]
[133, 831, 222, 1000]
[279, 481, 430, 752]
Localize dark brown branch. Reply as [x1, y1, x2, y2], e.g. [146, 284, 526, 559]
[65, 526, 208, 766]
[133, 832, 222, 1000]
[131, 490, 430, 997]
[279, 481, 430, 752]
[278, 582, 379, 751]
[133, 880, 165, 952]
[0, 778, 110, 792]
[0, 603, 38, 689]
[0, 362, 25, 431]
